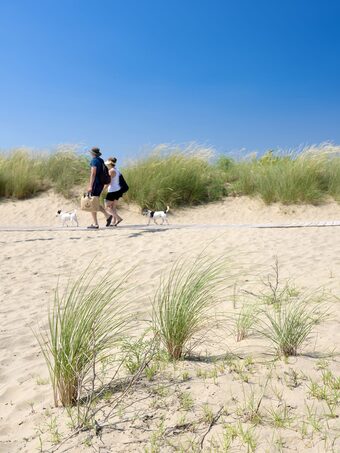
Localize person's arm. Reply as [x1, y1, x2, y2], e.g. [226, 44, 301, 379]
[88, 166, 96, 193]
[105, 168, 116, 189]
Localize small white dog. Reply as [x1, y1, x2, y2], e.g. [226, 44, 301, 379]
[142, 206, 170, 225]
[56, 209, 79, 227]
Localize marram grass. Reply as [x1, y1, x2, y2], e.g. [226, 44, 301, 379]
[42, 149, 89, 197]
[0, 150, 45, 198]
[152, 255, 226, 360]
[0, 147, 89, 199]
[257, 298, 327, 357]
[123, 147, 227, 210]
[235, 303, 258, 342]
[221, 143, 340, 205]
[37, 267, 131, 407]
[3, 142, 340, 207]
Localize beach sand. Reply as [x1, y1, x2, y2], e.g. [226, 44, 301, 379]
[0, 192, 339, 452]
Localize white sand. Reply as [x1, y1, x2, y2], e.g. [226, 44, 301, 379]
[0, 193, 339, 452]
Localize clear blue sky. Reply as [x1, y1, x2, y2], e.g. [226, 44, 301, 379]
[1, 0, 340, 162]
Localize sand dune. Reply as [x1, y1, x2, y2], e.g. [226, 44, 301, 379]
[0, 193, 339, 452]
[2, 191, 340, 227]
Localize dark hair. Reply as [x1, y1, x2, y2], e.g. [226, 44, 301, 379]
[107, 156, 117, 166]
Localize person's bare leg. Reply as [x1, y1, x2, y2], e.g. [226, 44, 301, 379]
[98, 204, 110, 219]
[105, 201, 118, 225]
[112, 200, 123, 225]
[91, 211, 99, 225]
[110, 207, 119, 224]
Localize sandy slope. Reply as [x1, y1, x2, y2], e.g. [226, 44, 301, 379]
[0, 193, 339, 452]
[2, 190, 340, 227]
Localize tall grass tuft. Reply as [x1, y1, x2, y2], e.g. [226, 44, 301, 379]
[123, 144, 227, 210]
[235, 304, 258, 342]
[37, 267, 131, 407]
[258, 299, 327, 357]
[152, 255, 225, 360]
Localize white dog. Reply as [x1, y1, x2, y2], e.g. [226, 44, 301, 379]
[142, 206, 170, 225]
[56, 209, 79, 227]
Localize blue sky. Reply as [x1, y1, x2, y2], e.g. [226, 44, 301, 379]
[1, 0, 340, 162]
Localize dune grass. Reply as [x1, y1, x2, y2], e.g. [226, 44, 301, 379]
[235, 304, 258, 342]
[42, 148, 89, 197]
[3, 142, 340, 207]
[257, 298, 327, 357]
[152, 255, 225, 360]
[224, 154, 325, 204]
[32, 257, 334, 450]
[37, 267, 131, 407]
[0, 144, 226, 207]
[220, 143, 340, 205]
[239, 259, 329, 357]
[123, 146, 227, 210]
[122, 142, 340, 207]
[0, 147, 89, 199]
[0, 150, 46, 199]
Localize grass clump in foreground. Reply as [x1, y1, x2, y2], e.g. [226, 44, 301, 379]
[241, 259, 329, 357]
[152, 255, 226, 360]
[37, 267, 131, 407]
[258, 295, 327, 357]
[234, 302, 258, 342]
[32, 257, 336, 452]
[123, 145, 227, 210]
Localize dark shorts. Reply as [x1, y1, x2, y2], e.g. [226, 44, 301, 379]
[106, 190, 123, 201]
[91, 182, 104, 197]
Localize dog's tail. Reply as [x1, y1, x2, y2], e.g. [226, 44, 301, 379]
[164, 206, 170, 213]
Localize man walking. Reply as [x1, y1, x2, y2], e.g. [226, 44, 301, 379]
[87, 147, 112, 229]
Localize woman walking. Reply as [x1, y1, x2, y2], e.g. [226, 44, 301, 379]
[105, 157, 124, 227]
